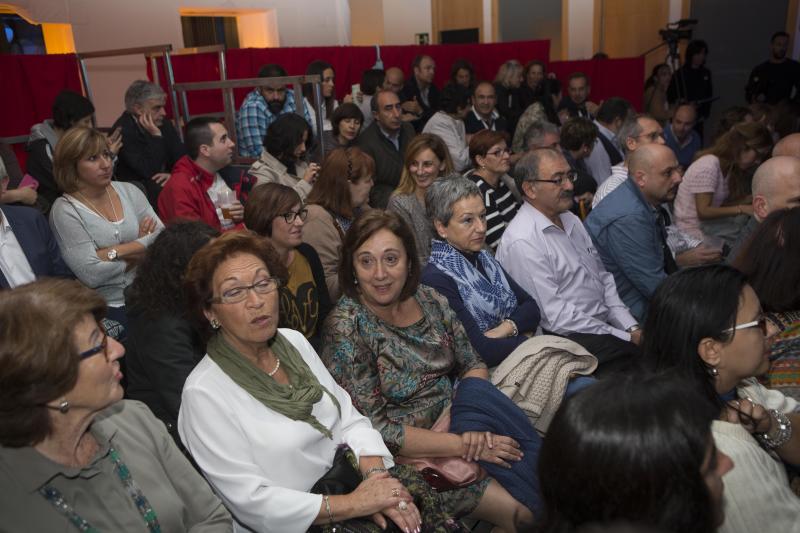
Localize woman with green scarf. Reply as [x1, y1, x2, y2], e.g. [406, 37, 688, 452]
[178, 232, 453, 533]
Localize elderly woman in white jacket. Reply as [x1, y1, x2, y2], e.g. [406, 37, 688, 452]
[178, 232, 427, 533]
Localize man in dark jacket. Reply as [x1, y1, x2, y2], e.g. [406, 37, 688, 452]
[356, 89, 415, 208]
[400, 55, 440, 132]
[112, 80, 186, 206]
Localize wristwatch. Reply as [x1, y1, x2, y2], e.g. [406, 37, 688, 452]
[107, 248, 119, 261]
[626, 325, 641, 333]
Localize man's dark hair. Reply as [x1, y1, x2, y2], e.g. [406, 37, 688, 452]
[52, 90, 95, 130]
[263, 113, 312, 163]
[596, 97, 633, 125]
[772, 31, 790, 43]
[412, 54, 432, 70]
[361, 69, 385, 96]
[560, 117, 598, 151]
[440, 83, 471, 115]
[472, 80, 494, 98]
[684, 40, 708, 65]
[186, 116, 220, 160]
[370, 89, 397, 114]
[568, 71, 589, 84]
[258, 63, 287, 78]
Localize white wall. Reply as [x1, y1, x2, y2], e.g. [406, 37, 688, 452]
[12, 0, 351, 125]
[565, 0, 594, 59]
[382, 0, 432, 45]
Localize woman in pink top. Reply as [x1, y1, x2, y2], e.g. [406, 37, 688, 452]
[674, 121, 772, 241]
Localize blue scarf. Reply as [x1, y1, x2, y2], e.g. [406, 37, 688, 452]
[428, 239, 518, 331]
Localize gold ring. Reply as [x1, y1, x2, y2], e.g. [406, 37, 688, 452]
[391, 488, 400, 497]
[398, 501, 408, 512]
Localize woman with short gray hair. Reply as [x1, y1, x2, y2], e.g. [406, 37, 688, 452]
[421, 176, 542, 366]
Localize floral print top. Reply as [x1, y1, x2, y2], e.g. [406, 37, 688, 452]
[320, 286, 486, 455]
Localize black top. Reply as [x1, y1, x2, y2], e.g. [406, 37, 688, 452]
[24, 138, 59, 210]
[463, 109, 510, 135]
[355, 120, 416, 208]
[111, 112, 186, 205]
[557, 97, 593, 120]
[745, 59, 800, 104]
[494, 84, 524, 137]
[667, 65, 713, 120]
[399, 77, 441, 132]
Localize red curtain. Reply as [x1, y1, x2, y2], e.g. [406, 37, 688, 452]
[549, 57, 645, 111]
[0, 54, 83, 137]
[147, 40, 552, 118]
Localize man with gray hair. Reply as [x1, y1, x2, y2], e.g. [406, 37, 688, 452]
[112, 80, 185, 205]
[522, 121, 560, 152]
[728, 155, 800, 261]
[496, 148, 640, 371]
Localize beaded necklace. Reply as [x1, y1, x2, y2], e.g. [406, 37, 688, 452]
[39, 446, 162, 533]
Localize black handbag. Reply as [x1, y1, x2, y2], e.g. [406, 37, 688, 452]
[308, 446, 401, 533]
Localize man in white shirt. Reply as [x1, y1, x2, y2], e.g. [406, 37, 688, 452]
[496, 147, 641, 371]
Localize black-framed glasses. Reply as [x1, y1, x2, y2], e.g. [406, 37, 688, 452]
[279, 208, 308, 224]
[79, 323, 108, 361]
[534, 170, 577, 187]
[209, 277, 282, 304]
[723, 316, 769, 336]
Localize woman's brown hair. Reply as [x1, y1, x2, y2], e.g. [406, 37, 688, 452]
[468, 129, 510, 167]
[184, 231, 289, 340]
[394, 133, 455, 196]
[696, 121, 773, 202]
[245, 183, 303, 237]
[53, 126, 110, 193]
[338, 209, 421, 302]
[0, 279, 106, 446]
[307, 147, 375, 219]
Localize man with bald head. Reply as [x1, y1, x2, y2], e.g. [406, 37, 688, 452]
[772, 133, 800, 157]
[497, 148, 641, 370]
[664, 102, 702, 168]
[728, 155, 800, 261]
[586, 144, 682, 321]
[383, 67, 421, 123]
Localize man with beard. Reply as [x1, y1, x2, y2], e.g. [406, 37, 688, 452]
[585, 144, 682, 322]
[158, 117, 243, 232]
[113, 80, 186, 205]
[237, 63, 312, 158]
[496, 148, 641, 372]
[746, 31, 800, 105]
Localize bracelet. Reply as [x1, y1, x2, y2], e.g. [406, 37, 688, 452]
[364, 466, 388, 478]
[323, 494, 335, 524]
[503, 318, 519, 337]
[756, 409, 792, 449]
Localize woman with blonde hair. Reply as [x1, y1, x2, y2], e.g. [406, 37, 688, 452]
[674, 121, 772, 243]
[387, 134, 454, 264]
[494, 60, 525, 135]
[49, 126, 162, 330]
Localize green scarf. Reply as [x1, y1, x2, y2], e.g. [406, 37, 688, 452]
[207, 331, 341, 439]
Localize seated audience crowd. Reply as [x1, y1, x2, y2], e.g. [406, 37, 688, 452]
[4, 42, 800, 533]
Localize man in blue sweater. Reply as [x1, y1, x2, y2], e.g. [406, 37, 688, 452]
[585, 144, 682, 322]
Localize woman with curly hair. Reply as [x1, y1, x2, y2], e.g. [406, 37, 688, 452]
[124, 220, 219, 445]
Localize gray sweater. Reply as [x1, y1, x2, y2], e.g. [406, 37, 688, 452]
[49, 182, 163, 306]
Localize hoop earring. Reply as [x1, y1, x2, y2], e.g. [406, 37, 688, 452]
[210, 318, 221, 330]
[58, 399, 70, 413]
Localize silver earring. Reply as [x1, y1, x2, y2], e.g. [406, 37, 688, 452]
[58, 399, 70, 413]
[353, 273, 358, 286]
[210, 318, 221, 330]
[709, 366, 719, 377]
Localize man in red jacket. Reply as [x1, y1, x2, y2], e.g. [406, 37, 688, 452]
[158, 117, 243, 231]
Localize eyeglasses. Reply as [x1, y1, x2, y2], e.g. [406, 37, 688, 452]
[534, 170, 577, 187]
[722, 316, 769, 336]
[279, 208, 308, 224]
[209, 277, 281, 304]
[79, 323, 109, 361]
[636, 131, 665, 142]
[486, 147, 511, 157]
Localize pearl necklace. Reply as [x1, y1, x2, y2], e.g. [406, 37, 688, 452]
[267, 357, 281, 377]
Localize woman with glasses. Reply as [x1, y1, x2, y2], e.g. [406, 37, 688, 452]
[674, 121, 773, 244]
[388, 134, 455, 264]
[49, 127, 163, 331]
[642, 264, 800, 532]
[465, 130, 520, 250]
[178, 231, 463, 533]
[0, 279, 232, 531]
[303, 147, 374, 300]
[245, 183, 331, 349]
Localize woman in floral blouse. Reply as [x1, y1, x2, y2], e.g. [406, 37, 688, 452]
[321, 210, 542, 532]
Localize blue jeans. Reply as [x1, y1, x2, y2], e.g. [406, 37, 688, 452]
[564, 375, 597, 398]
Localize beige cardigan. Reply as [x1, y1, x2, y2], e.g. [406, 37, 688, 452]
[301, 204, 343, 301]
[247, 150, 312, 200]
